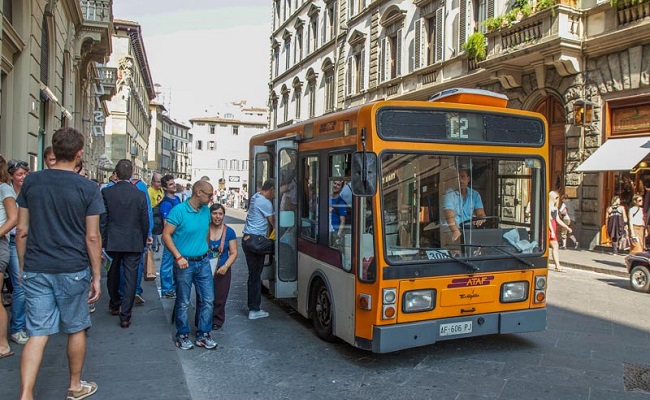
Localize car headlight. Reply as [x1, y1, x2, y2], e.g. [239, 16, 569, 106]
[402, 289, 435, 313]
[501, 281, 529, 303]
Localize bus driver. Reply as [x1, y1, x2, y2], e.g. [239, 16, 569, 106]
[442, 168, 486, 245]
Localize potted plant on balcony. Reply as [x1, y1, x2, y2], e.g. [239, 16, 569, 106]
[462, 32, 487, 62]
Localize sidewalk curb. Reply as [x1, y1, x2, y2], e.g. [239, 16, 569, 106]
[563, 261, 629, 278]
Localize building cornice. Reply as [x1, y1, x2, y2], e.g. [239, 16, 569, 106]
[114, 19, 156, 100]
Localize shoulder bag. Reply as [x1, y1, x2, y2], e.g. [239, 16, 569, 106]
[209, 224, 228, 275]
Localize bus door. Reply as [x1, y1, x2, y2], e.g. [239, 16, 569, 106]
[251, 145, 274, 284]
[273, 139, 299, 298]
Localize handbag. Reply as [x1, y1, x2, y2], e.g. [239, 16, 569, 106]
[244, 234, 274, 255]
[209, 224, 228, 275]
[144, 248, 156, 281]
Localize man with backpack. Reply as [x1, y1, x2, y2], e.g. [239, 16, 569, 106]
[159, 175, 181, 298]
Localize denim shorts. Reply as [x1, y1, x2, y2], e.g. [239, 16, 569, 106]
[0, 236, 8, 273]
[22, 268, 92, 336]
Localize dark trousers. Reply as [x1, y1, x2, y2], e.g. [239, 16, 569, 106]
[242, 239, 265, 311]
[107, 251, 142, 322]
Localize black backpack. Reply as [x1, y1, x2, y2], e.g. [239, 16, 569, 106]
[152, 196, 173, 235]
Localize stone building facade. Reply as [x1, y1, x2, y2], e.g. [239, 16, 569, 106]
[1, 0, 113, 175]
[189, 102, 268, 192]
[162, 114, 191, 180]
[104, 19, 155, 179]
[268, 0, 650, 249]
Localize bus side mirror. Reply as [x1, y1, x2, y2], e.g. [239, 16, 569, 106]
[351, 151, 377, 197]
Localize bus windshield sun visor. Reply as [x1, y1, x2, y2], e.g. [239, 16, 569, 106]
[576, 137, 650, 172]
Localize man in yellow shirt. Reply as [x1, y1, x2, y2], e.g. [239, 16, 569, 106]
[148, 172, 163, 207]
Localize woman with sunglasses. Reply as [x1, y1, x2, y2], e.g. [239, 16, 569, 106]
[0, 155, 18, 358]
[7, 159, 29, 345]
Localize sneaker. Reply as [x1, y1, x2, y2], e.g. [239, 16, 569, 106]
[134, 294, 145, 305]
[175, 335, 194, 350]
[248, 310, 269, 320]
[89, 303, 96, 313]
[11, 331, 28, 345]
[66, 380, 98, 400]
[163, 292, 176, 299]
[195, 334, 218, 349]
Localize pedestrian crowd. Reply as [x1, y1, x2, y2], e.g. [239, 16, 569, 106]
[0, 127, 272, 400]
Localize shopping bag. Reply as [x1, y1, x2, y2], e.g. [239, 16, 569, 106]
[144, 248, 156, 281]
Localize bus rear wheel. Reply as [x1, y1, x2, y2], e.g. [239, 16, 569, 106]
[311, 280, 336, 342]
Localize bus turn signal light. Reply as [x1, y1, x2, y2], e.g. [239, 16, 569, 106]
[535, 291, 546, 303]
[383, 305, 396, 320]
[358, 294, 371, 310]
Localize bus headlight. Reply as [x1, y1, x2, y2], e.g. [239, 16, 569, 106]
[402, 289, 435, 313]
[501, 281, 529, 303]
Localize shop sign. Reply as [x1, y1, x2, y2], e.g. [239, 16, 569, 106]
[229, 176, 240, 182]
[92, 83, 106, 136]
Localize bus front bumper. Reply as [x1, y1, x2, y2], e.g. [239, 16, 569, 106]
[369, 308, 546, 353]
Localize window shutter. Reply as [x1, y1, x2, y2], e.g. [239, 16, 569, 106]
[359, 48, 365, 91]
[321, 12, 326, 44]
[488, 0, 494, 19]
[414, 20, 421, 70]
[435, 7, 444, 63]
[379, 37, 386, 83]
[459, 0, 466, 54]
[346, 58, 352, 95]
[395, 29, 402, 77]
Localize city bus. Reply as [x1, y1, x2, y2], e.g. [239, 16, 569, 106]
[249, 88, 548, 353]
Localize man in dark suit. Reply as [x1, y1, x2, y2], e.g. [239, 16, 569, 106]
[101, 160, 150, 328]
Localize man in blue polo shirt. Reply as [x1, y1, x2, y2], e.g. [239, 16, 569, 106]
[162, 180, 216, 350]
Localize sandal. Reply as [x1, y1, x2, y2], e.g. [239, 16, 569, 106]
[553, 267, 565, 273]
[66, 380, 98, 400]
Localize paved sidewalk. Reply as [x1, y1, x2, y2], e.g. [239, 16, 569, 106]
[0, 257, 191, 400]
[556, 247, 629, 278]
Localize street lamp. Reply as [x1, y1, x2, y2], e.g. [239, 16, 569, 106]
[573, 99, 594, 127]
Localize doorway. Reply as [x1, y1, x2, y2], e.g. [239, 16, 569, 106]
[534, 96, 566, 194]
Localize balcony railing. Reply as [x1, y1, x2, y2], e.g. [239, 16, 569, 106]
[96, 65, 117, 87]
[488, 6, 583, 56]
[616, 0, 650, 26]
[80, 0, 111, 23]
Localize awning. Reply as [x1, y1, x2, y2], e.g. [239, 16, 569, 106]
[575, 137, 650, 172]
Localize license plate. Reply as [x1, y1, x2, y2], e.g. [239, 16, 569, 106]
[439, 321, 473, 337]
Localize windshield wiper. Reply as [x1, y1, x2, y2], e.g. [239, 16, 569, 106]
[446, 251, 480, 272]
[463, 244, 535, 268]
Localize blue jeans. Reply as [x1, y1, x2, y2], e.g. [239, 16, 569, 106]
[174, 258, 214, 338]
[8, 235, 26, 334]
[119, 248, 145, 297]
[160, 246, 176, 295]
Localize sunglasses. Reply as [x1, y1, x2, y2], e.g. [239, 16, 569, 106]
[199, 190, 214, 199]
[8, 160, 28, 174]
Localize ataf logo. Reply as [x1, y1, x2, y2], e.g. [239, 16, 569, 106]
[447, 276, 494, 288]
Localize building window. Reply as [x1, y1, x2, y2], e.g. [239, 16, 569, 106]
[308, 80, 316, 118]
[208, 141, 216, 151]
[295, 87, 302, 120]
[209, 124, 215, 134]
[325, 1, 337, 43]
[230, 159, 240, 170]
[196, 140, 203, 150]
[295, 28, 303, 63]
[273, 45, 280, 77]
[309, 15, 318, 53]
[233, 125, 239, 135]
[284, 38, 291, 70]
[282, 90, 290, 122]
[218, 159, 227, 169]
[324, 62, 335, 112]
[242, 160, 249, 171]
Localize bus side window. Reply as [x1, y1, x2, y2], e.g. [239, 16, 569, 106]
[300, 156, 319, 241]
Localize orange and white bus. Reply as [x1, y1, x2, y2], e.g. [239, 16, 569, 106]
[249, 88, 548, 353]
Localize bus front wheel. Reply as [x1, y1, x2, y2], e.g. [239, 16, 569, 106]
[311, 280, 336, 342]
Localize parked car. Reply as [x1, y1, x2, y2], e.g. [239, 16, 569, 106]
[624, 253, 650, 293]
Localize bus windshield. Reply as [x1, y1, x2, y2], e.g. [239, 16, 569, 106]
[380, 153, 544, 263]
